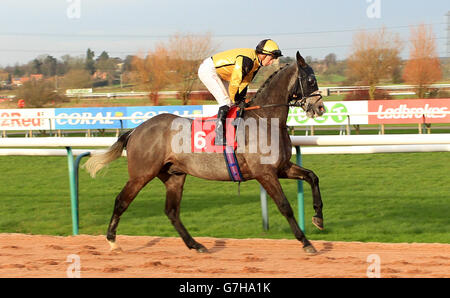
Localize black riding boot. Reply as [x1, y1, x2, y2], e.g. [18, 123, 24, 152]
[214, 105, 230, 146]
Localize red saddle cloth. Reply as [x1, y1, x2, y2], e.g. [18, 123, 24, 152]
[191, 106, 239, 153]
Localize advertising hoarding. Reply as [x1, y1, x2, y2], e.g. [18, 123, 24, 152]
[0, 108, 54, 131]
[54, 107, 126, 129]
[1, 99, 449, 131]
[368, 99, 450, 124]
[126, 105, 203, 128]
[287, 101, 369, 126]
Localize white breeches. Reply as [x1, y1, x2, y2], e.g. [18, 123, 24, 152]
[198, 57, 232, 107]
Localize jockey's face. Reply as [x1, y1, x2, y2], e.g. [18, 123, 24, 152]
[260, 54, 277, 67]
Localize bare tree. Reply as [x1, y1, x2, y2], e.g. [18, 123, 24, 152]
[168, 32, 218, 105]
[60, 69, 92, 90]
[132, 45, 171, 105]
[402, 24, 442, 98]
[17, 79, 66, 108]
[347, 28, 403, 100]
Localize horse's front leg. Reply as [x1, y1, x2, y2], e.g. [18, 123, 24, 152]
[279, 162, 324, 230]
[257, 173, 316, 254]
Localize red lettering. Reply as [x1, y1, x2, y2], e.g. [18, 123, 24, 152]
[22, 118, 32, 127]
[11, 113, 21, 126]
[0, 112, 10, 127]
[32, 118, 41, 126]
[0, 112, 43, 128]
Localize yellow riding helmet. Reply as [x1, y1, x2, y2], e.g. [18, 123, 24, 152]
[256, 39, 283, 58]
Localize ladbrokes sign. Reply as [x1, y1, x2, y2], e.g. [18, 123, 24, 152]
[368, 99, 450, 124]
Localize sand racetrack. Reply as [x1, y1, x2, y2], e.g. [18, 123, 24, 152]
[0, 233, 448, 278]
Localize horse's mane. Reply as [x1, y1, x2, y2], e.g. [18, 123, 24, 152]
[252, 63, 292, 100]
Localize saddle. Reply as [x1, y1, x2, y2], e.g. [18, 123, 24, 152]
[191, 105, 245, 182]
[191, 105, 240, 153]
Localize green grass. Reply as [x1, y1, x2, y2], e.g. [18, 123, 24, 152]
[317, 74, 347, 86]
[0, 153, 449, 243]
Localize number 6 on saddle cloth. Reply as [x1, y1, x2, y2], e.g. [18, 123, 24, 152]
[191, 105, 244, 182]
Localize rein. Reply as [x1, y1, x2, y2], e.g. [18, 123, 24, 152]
[243, 93, 323, 110]
[237, 71, 322, 112]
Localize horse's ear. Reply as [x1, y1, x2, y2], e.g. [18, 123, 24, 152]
[296, 51, 307, 69]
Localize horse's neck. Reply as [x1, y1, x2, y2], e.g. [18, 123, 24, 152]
[247, 64, 296, 123]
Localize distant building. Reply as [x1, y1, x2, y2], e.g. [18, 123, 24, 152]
[92, 71, 108, 80]
[12, 77, 29, 86]
[29, 74, 43, 81]
[11, 74, 43, 86]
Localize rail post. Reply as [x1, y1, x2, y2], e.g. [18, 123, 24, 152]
[65, 148, 91, 236]
[260, 185, 269, 231]
[66, 147, 79, 235]
[295, 146, 306, 233]
[74, 152, 91, 205]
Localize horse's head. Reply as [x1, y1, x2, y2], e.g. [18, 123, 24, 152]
[290, 51, 325, 118]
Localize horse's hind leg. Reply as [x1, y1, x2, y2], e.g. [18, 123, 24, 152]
[106, 178, 148, 251]
[257, 174, 316, 254]
[280, 162, 324, 230]
[159, 173, 207, 253]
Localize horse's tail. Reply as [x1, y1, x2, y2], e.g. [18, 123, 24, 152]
[84, 129, 133, 178]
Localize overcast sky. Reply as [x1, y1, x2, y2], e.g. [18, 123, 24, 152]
[0, 0, 448, 66]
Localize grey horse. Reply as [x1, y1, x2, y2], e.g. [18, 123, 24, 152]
[84, 51, 325, 254]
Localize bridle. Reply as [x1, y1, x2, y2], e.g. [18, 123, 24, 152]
[287, 72, 322, 109]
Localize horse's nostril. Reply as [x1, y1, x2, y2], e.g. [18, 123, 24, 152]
[319, 106, 325, 112]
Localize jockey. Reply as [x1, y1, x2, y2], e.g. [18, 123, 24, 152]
[198, 39, 282, 145]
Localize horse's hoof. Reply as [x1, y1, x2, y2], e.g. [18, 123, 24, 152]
[108, 241, 123, 252]
[303, 245, 317, 254]
[194, 244, 208, 253]
[312, 216, 324, 231]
